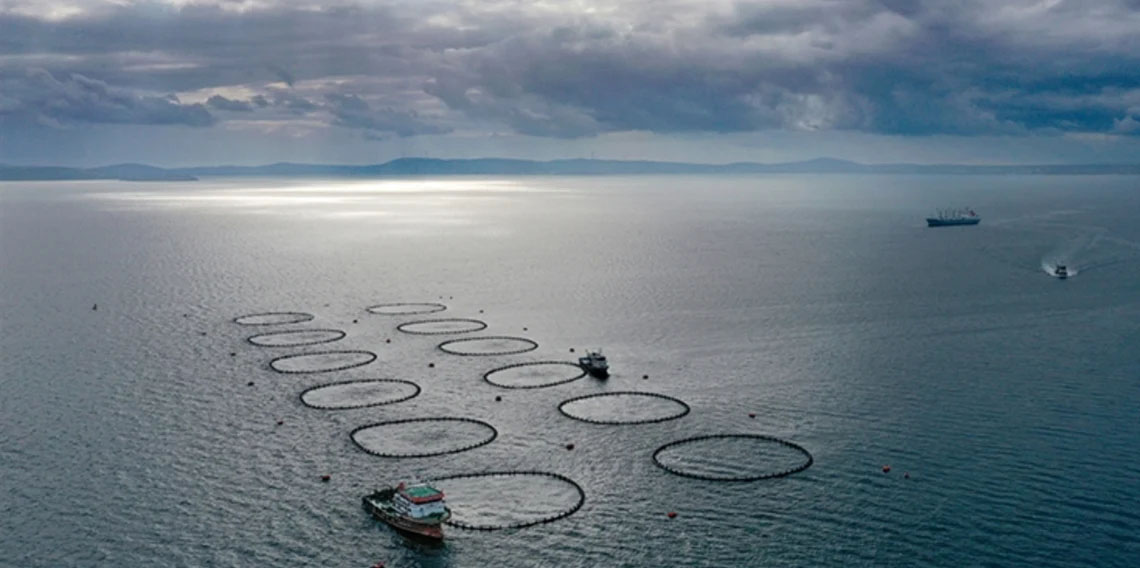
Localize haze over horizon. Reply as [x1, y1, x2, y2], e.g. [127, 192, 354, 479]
[2, 1, 1139, 167]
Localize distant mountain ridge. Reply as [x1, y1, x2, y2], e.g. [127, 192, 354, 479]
[4, 158, 1140, 181]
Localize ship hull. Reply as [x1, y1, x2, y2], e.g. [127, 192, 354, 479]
[362, 491, 448, 540]
[926, 217, 980, 227]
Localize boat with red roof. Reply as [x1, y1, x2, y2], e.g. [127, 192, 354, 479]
[362, 482, 451, 540]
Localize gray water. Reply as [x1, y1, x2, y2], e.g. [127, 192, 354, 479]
[2, 175, 1139, 567]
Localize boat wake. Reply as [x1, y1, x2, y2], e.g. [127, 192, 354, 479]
[981, 217, 1140, 278]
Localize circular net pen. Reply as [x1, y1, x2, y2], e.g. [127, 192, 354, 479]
[557, 391, 690, 425]
[233, 312, 314, 326]
[299, 379, 421, 410]
[428, 471, 586, 531]
[350, 417, 498, 458]
[397, 318, 488, 335]
[483, 361, 587, 389]
[268, 350, 376, 374]
[247, 329, 346, 347]
[651, 434, 814, 482]
[366, 302, 447, 316]
[438, 336, 538, 357]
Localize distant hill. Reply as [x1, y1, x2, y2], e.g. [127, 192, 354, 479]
[0, 164, 197, 181]
[4, 158, 1140, 181]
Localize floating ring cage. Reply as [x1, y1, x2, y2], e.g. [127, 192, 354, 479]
[438, 336, 538, 356]
[557, 391, 691, 425]
[247, 329, 346, 347]
[651, 434, 814, 482]
[268, 350, 376, 374]
[350, 417, 498, 458]
[396, 318, 488, 335]
[233, 312, 315, 326]
[299, 379, 421, 410]
[483, 361, 587, 389]
[366, 302, 447, 316]
[428, 471, 586, 531]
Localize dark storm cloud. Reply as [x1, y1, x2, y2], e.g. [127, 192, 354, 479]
[324, 92, 450, 137]
[0, 68, 213, 127]
[2, 0, 1138, 139]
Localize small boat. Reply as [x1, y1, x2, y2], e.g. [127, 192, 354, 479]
[578, 349, 609, 378]
[1054, 265, 1068, 279]
[927, 207, 980, 227]
[362, 482, 451, 540]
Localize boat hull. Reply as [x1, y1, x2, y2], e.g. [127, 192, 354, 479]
[362, 490, 448, 540]
[926, 217, 980, 227]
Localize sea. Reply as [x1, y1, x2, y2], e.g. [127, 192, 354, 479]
[1, 174, 1138, 567]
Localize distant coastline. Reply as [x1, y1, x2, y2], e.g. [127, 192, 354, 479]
[3, 157, 1140, 181]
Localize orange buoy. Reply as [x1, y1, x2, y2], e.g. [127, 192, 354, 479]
[565, 443, 575, 450]
[882, 465, 891, 473]
[321, 474, 331, 482]
[667, 511, 677, 519]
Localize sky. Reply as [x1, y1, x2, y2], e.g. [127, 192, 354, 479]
[1, 0, 1139, 167]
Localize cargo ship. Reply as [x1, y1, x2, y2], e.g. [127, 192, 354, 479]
[927, 207, 980, 227]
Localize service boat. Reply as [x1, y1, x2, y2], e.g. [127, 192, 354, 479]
[362, 482, 451, 540]
[578, 349, 609, 378]
[927, 207, 981, 227]
[1054, 265, 1068, 279]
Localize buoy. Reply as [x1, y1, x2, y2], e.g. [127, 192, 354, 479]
[494, 395, 502, 402]
[247, 381, 254, 386]
[92, 303, 98, 311]
[667, 511, 677, 519]
[642, 374, 649, 379]
[199, 331, 207, 336]
[385, 338, 391, 343]
[182, 313, 188, 318]
[479, 309, 484, 314]
[353, 319, 358, 324]
[882, 465, 891, 473]
[748, 413, 756, 419]
[321, 474, 331, 482]
[229, 352, 236, 357]
[569, 348, 575, 353]
[428, 362, 435, 368]
[276, 420, 284, 426]
[904, 472, 910, 479]
[565, 443, 575, 450]
[523, 327, 528, 331]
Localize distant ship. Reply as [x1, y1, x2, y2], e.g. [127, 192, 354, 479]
[927, 207, 980, 227]
[1054, 265, 1068, 279]
[362, 482, 451, 540]
[578, 349, 609, 378]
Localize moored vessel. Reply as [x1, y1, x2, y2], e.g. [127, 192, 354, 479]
[927, 207, 980, 227]
[578, 349, 609, 378]
[362, 482, 451, 540]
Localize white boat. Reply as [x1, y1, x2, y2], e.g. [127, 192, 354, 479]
[578, 350, 609, 377]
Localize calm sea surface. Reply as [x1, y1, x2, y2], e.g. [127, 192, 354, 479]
[2, 175, 1138, 567]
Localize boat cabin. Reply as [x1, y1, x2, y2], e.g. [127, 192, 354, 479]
[394, 483, 447, 519]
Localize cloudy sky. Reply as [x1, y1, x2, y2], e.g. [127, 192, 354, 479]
[1, 0, 1138, 166]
